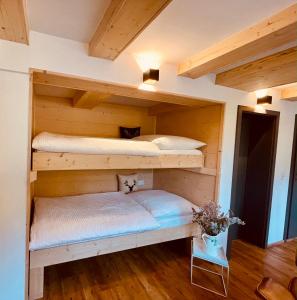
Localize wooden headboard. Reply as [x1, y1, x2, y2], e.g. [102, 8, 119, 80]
[34, 170, 153, 197]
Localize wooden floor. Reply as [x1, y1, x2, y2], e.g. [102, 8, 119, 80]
[42, 239, 297, 300]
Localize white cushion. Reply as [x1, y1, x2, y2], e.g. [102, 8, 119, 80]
[129, 190, 197, 218]
[118, 174, 139, 194]
[133, 135, 206, 150]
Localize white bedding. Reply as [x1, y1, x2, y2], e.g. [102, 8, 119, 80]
[157, 214, 193, 228]
[158, 149, 202, 155]
[32, 132, 203, 157]
[32, 132, 160, 156]
[30, 192, 160, 250]
[129, 190, 197, 218]
[133, 135, 206, 150]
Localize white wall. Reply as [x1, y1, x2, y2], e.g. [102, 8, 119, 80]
[0, 70, 30, 300]
[0, 31, 296, 299]
[266, 97, 297, 244]
[218, 90, 297, 245]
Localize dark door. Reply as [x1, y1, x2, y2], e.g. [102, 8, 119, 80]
[228, 106, 279, 255]
[285, 115, 297, 239]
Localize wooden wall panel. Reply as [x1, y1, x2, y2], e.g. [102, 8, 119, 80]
[156, 104, 223, 169]
[154, 170, 216, 206]
[154, 104, 224, 205]
[32, 94, 156, 198]
[35, 170, 153, 197]
[33, 95, 156, 137]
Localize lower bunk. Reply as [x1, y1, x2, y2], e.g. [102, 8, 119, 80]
[29, 190, 200, 300]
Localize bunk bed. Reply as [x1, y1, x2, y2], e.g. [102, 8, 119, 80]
[31, 132, 204, 171]
[29, 132, 204, 299]
[28, 70, 224, 300]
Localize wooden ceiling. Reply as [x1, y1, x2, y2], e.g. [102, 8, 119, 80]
[215, 47, 297, 92]
[281, 85, 297, 101]
[177, 3, 297, 94]
[34, 84, 160, 109]
[0, 0, 28, 44]
[1, 1, 296, 95]
[89, 0, 172, 60]
[32, 70, 218, 112]
[178, 4, 297, 79]
[0, 0, 171, 61]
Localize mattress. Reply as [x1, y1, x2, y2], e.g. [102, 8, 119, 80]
[30, 192, 160, 251]
[157, 214, 193, 229]
[32, 132, 160, 156]
[32, 132, 203, 157]
[129, 190, 197, 218]
[157, 149, 202, 155]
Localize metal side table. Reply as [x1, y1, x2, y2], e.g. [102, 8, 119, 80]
[191, 237, 229, 297]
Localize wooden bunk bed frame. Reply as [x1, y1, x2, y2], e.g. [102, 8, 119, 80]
[29, 223, 199, 299]
[32, 152, 204, 171]
[28, 70, 224, 299]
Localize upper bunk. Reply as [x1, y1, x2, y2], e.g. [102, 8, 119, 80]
[32, 132, 203, 171]
[30, 70, 223, 174]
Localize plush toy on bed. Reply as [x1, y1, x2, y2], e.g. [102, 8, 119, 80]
[118, 174, 139, 194]
[119, 127, 141, 139]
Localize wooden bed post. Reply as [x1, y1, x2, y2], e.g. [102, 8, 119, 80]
[29, 267, 44, 300]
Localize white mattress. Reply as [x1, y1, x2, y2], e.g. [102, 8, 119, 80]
[158, 149, 202, 155]
[129, 190, 197, 218]
[32, 132, 160, 156]
[30, 192, 160, 251]
[157, 214, 193, 228]
[32, 132, 203, 157]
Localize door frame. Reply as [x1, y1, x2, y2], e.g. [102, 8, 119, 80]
[228, 106, 280, 254]
[284, 114, 297, 240]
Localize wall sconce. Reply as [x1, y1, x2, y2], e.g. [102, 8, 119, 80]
[255, 89, 272, 105]
[143, 69, 159, 85]
[257, 95, 272, 105]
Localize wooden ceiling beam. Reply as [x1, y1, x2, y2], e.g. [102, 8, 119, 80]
[0, 0, 29, 44]
[89, 0, 171, 60]
[215, 47, 297, 92]
[73, 91, 111, 109]
[281, 86, 297, 101]
[32, 70, 215, 107]
[178, 4, 297, 78]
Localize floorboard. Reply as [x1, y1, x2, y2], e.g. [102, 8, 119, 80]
[42, 239, 297, 299]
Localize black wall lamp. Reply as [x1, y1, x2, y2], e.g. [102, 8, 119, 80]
[143, 69, 159, 85]
[257, 95, 272, 105]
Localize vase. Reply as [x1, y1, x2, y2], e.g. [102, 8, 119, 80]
[202, 233, 220, 254]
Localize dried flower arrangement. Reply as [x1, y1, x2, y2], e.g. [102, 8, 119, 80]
[192, 202, 245, 236]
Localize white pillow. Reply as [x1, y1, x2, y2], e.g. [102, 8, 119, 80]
[129, 190, 196, 218]
[118, 174, 139, 194]
[133, 135, 206, 150]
